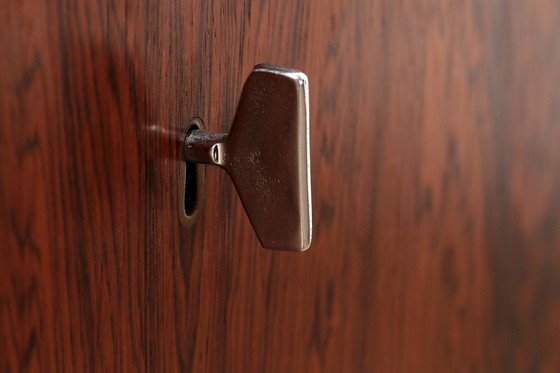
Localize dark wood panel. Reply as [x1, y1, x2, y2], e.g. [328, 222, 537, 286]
[1, 0, 560, 372]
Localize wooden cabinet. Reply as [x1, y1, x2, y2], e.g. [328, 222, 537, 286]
[2, 0, 560, 371]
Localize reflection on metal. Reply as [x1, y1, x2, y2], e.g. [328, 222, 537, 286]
[184, 64, 312, 251]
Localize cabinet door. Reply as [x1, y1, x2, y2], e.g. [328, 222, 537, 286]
[2, 0, 560, 372]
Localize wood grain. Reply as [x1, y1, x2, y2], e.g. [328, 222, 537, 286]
[2, 0, 560, 371]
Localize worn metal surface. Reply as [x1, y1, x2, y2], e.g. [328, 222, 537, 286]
[184, 65, 312, 251]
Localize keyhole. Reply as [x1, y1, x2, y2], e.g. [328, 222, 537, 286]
[178, 118, 205, 227]
[184, 124, 199, 216]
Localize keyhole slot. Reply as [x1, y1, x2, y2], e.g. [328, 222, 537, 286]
[178, 118, 206, 227]
[184, 158, 198, 216]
